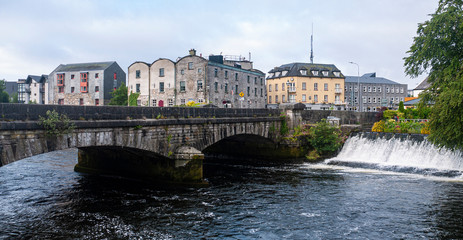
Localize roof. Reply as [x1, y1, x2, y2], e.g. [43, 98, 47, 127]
[53, 61, 116, 72]
[404, 98, 422, 106]
[26, 75, 48, 84]
[267, 62, 343, 79]
[208, 61, 264, 76]
[345, 72, 402, 85]
[414, 77, 430, 90]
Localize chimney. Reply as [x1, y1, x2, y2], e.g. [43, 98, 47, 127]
[189, 49, 196, 56]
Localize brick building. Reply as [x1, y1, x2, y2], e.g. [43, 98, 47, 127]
[48, 62, 126, 106]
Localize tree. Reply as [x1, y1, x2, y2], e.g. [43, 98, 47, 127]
[308, 119, 342, 155]
[398, 101, 405, 113]
[0, 80, 9, 103]
[108, 85, 128, 106]
[128, 92, 140, 106]
[404, 0, 463, 150]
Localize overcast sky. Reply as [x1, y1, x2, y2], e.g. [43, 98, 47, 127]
[1, 0, 438, 88]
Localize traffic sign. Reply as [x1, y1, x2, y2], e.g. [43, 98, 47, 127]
[239, 92, 244, 97]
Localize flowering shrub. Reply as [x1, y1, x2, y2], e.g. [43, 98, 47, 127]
[371, 120, 385, 132]
[371, 119, 429, 134]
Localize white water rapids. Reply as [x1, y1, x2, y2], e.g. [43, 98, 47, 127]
[325, 133, 463, 178]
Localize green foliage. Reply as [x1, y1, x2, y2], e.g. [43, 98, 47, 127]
[372, 119, 429, 134]
[279, 114, 289, 136]
[109, 85, 128, 106]
[398, 101, 405, 113]
[404, 0, 463, 150]
[128, 92, 140, 106]
[0, 80, 9, 103]
[308, 119, 342, 155]
[10, 93, 18, 103]
[38, 110, 75, 136]
[133, 125, 142, 130]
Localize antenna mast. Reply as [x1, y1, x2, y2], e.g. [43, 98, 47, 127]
[310, 23, 314, 64]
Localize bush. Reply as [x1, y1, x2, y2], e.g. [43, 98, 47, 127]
[308, 119, 342, 155]
[38, 110, 75, 136]
[372, 120, 385, 132]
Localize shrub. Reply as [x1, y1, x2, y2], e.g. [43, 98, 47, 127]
[372, 120, 385, 132]
[308, 119, 342, 155]
[38, 110, 75, 136]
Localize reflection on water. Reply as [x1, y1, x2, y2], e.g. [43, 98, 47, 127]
[0, 148, 463, 239]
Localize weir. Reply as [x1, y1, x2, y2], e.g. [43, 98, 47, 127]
[326, 132, 463, 177]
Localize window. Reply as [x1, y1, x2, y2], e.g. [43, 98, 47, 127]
[269, 96, 272, 103]
[71, 74, 74, 79]
[396, 87, 399, 93]
[354, 86, 358, 92]
[302, 94, 306, 102]
[159, 68, 164, 77]
[269, 84, 272, 92]
[314, 83, 318, 91]
[363, 86, 367, 92]
[159, 82, 164, 92]
[260, 88, 263, 97]
[152, 99, 157, 106]
[71, 87, 75, 93]
[58, 86, 64, 93]
[300, 70, 307, 75]
[378, 87, 381, 92]
[181, 69, 185, 75]
[275, 84, 278, 92]
[168, 99, 173, 106]
[235, 85, 238, 95]
[373, 97, 376, 103]
[355, 97, 358, 103]
[324, 95, 328, 102]
[391, 87, 395, 93]
[214, 82, 218, 92]
[378, 97, 381, 103]
[225, 83, 229, 93]
[180, 81, 186, 92]
[136, 84, 140, 93]
[386, 87, 390, 93]
[198, 98, 204, 103]
[57, 73, 64, 86]
[254, 77, 257, 84]
[282, 95, 286, 103]
[261, 78, 263, 85]
[314, 95, 318, 102]
[95, 86, 99, 92]
[247, 76, 250, 83]
[275, 95, 279, 103]
[333, 71, 340, 77]
[58, 99, 64, 105]
[80, 86, 87, 92]
[247, 86, 250, 96]
[197, 80, 203, 91]
[312, 70, 319, 76]
[95, 73, 99, 78]
[181, 99, 186, 105]
[198, 68, 202, 73]
[302, 82, 306, 90]
[225, 70, 228, 79]
[363, 96, 367, 103]
[114, 73, 117, 80]
[235, 73, 238, 81]
[282, 83, 285, 91]
[400, 88, 404, 93]
[373, 87, 376, 92]
[80, 72, 88, 93]
[324, 83, 328, 91]
[80, 98, 84, 105]
[368, 97, 371, 103]
[188, 62, 193, 70]
[254, 87, 257, 96]
[95, 99, 99, 106]
[368, 86, 371, 92]
[322, 71, 329, 77]
[214, 68, 218, 77]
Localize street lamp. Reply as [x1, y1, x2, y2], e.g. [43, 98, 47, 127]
[349, 62, 360, 112]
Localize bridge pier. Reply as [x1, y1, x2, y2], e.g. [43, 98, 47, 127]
[75, 146, 206, 186]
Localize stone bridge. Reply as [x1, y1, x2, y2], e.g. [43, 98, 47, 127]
[0, 104, 299, 185]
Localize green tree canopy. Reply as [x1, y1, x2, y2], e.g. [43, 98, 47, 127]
[0, 80, 10, 103]
[108, 85, 128, 106]
[404, 0, 463, 150]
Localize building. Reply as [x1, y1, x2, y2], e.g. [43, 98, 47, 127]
[48, 62, 126, 106]
[266, 63, 345, 110]
[16, 75, 48, 104]
[4, 81, 18, 100]
[127, 49, 266, 108]
[409, 77, 429, 97]
[344, 73, 407, 111]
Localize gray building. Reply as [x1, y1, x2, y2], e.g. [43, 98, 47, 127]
[344, 73, 407, 112]
[128, 49, 266, 108]
[16, 75, 48, 104]
[48, 62, 126, 106]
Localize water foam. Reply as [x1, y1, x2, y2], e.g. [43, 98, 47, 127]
[325, 133, 463, 178]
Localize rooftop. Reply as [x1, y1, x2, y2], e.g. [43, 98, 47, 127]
[345, 72, 403, 85]
[54, 61, 116, 72]
[267, 62, 343, 79]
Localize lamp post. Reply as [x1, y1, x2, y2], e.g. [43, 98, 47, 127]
[349, 62, 360, 112]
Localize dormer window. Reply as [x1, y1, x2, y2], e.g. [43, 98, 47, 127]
[268, 73, 274, 78]
[311, 70, 319, 76]
[282, 70, 288, 76]
[275, 72, 281, 77]
[322, 70, 329, 77]
[300, 70, 307, 75]
[333, 71, 340, 77]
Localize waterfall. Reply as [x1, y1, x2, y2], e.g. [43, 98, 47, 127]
[326, 132, 463, 178]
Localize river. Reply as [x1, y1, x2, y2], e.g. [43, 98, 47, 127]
[1, 134, 463, 239]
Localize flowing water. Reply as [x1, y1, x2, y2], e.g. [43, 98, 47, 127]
[1, 134, 463, 239]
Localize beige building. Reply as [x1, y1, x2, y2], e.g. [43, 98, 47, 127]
[267, 63, 345, 110]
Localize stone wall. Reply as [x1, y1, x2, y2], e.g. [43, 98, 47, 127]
[301, 109, 377, 125]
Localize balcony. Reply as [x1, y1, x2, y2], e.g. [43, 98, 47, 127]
[334, 101, 343, 105]
[335, 88, 342, 94]
[288, 87, 296, 93]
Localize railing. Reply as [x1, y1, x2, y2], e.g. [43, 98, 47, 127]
[397, 119, 429, 122]
[334, 101, 343, 105]
[335, 88, 342, 94]
[288, 87, 296, 93]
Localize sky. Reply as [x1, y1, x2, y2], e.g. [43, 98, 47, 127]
[0, 0, 438, 89]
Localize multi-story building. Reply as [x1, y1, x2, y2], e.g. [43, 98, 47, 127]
[127, 49, 266, 108]
[16, 75, 48, 104]
[266, 63, 345, 110]
[48, 61, 126, 106]
[344, 73, 407, 111]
